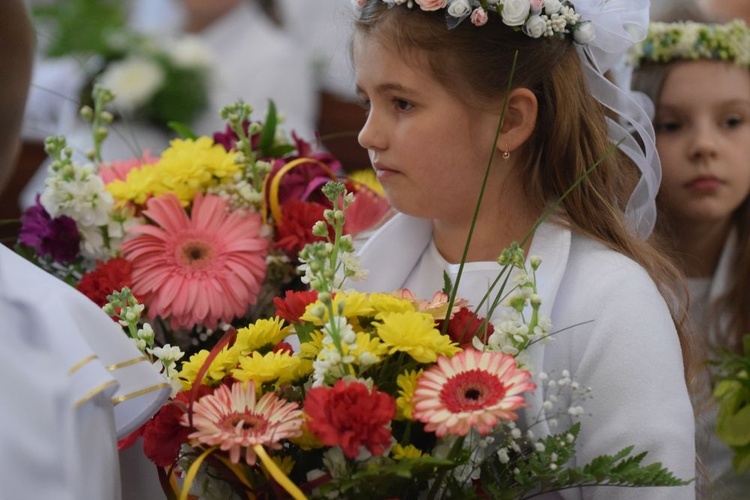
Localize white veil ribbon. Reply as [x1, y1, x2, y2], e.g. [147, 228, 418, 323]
[574, 0, 660, 238]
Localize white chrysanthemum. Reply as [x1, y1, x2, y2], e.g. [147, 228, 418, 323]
[99, 57, 165, 113]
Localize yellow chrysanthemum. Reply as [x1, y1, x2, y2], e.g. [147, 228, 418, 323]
[348, 168, 385, 196]
[106, 164, 159, 204]
[232, 351, 301, 390]
[300, 291, 374, 326]
[350, 331, 388, 366]
[232, 317, 292, 355]
[391, 444, 424, 460]
[367, 292, 416, 317]
[110, 137, 239, 207]
[177, 348, 238, 389]
[396, 369, 423, 420]
[375, 311, 461, 363]
[295, 331, 325, 379]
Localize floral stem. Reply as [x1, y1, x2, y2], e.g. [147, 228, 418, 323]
[253, 444, 307, 500]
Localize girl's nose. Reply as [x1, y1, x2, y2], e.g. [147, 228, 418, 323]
[688, 123, 719, 162]
[358, 110, 387, 152]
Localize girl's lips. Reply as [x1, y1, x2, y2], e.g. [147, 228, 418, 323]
[684, 176, 723, 192]
[373, 163, 399, 179]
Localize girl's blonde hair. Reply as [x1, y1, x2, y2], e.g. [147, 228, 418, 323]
[355, 3, 702, 389]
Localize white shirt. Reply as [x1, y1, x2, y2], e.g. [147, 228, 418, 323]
[0, 245, 170, 499]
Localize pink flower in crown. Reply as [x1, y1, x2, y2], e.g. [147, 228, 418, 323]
[416, 0, 448, 11]
[529, 0, 545, 11]
[122, 193, 269, 329]
[471, 7, 488, 26]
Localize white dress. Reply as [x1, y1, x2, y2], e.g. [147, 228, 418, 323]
[0, 244, 170, 499]
[355, 213, 697, 499]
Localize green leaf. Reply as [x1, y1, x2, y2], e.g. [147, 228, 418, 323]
[167, 122, 197, 140]
[259, 100, 278, 157]
[716, 402, 750, 447]
[33, 0, 126, 58]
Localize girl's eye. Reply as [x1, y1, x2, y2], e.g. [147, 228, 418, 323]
[723, 116, 743, 128]
[394, 98, 414, 112]
[655, 120, 681, 133]
[358, 98, 372, 116]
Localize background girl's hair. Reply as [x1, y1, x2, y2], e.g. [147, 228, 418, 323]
[356, 2, 703, 390]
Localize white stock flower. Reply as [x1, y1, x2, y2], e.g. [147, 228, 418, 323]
[524, 15, 547, 38]
[501, 0, 531, 27]
[573, 22, 596, 45]
[447, 0, 472, 18]
[99, 57, 165, 113]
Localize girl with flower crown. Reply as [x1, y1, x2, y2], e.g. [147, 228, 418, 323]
[351, 1, 698, 498]
[631, 12, 750, 498]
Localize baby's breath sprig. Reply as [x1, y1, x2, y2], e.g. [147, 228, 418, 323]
[79, 84, 115, 163]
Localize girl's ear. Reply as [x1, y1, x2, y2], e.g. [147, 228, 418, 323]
[497, 88, 538, 153]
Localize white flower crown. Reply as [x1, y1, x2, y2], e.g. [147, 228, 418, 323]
[356, 0, 596, 44]
[630, 20, 750, 67]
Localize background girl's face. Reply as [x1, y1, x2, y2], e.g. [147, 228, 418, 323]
[654, 60, 750, 228]
[353, 33, 504, 224]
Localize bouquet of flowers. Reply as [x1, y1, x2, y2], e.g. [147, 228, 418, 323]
[15, 89, 390, 356]
[714, 335, 750, 473]
[136, 182, 689, 499]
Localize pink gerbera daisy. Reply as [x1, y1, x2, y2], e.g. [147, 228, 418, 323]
[184, 382, 303, 465]
[412, 349, 535, 437]
[121, 193, 269, 329]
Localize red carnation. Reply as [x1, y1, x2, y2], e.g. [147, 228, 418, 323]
[443, 307, 494, 348]
[141, 402, 191, 467]
[275, 200, 330, 258]
[304, 380, 396, 458]
[273, 289, 319, 323]
[76, 258, 135, 307]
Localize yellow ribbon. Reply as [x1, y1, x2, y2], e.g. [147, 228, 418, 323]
[253, 444, 308, 500]
[263, 157, 335, 225]
[179, 446, 217, 500]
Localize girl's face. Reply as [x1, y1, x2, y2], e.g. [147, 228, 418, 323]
[655, 60, 750, 227]
[353, 33, 504, 224]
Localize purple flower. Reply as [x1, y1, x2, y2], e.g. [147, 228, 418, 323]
[19, 199, 80, 263]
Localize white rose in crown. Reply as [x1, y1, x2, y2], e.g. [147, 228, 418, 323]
[544, 0, 563, 15]
[447, 0, 472, 18]
[573, 21, 596, 44]
[524, 15, 547, 38]
[501, 0, 532, 27]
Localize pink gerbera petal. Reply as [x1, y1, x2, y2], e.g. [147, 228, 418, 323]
[412, 349, 536, 437]
[121, 193, 269, 329]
